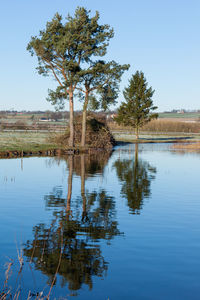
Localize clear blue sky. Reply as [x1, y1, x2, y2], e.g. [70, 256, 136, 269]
[0, 0, 200, 112]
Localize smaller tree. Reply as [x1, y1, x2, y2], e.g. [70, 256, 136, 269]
[115, 71, 158, 139]
[77, 60, 129, 147]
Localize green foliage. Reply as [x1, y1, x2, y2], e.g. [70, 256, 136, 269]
[114, 146, 157, 214]
[27, 7, 114, 103]
[46, 86, 66, 110]
[78, 60, 129, 111]
[87, 94, 100, 111]
[27, 7, 117, 146]
[115, 71, 158, 137]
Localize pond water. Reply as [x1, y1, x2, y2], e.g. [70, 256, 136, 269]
[0, 143, 200, 299]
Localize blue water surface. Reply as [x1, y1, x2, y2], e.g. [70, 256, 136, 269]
[0, 144, 200, 300]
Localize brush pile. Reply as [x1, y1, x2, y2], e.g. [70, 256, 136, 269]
[54, 114, 116, 149]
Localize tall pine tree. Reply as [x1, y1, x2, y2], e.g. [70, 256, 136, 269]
[115, 71, 158, 139]
[27, 7, 113, 147]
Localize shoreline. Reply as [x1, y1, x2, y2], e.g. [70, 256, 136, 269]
[1, 130, 200, 158]
[1, 140, 200, 159]
[0, 147, 113, 159]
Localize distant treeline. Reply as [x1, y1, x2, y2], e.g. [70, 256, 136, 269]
[162, 109, 200, 113]
[0, 110, 117, 121]
[1, 109, 200, 115]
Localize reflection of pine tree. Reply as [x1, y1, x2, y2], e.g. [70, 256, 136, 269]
[23, 153, 121, 292]
[114, 146, 156, 214]
[24, 217, 108, 290]
[81, 190, 119, 241]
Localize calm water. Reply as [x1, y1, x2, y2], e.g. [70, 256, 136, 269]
[0, 144, 200, 299]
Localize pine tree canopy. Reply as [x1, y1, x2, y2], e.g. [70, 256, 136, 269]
[115, 71, 158, 137]
[27, 7, 116, 146]
[77, 60, 129, 111]
[27, 7, 114, 98]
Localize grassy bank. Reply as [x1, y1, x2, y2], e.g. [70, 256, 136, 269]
[0, 131, 58, 152]
[113, 133, 199, 143]
[0, 129, 113, 155]
[112, 130, 200, 144]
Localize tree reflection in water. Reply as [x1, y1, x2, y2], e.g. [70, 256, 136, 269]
[114, 144, 157, 214]
[23, 151, 121, 292]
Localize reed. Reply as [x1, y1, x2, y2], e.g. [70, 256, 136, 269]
[172, 142, 200, 150]
[108, 119, 200, 133]
[0, 231, 64, 300]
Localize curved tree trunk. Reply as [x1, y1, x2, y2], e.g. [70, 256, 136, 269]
[69, 89, 74, 147]
[81, 92, 89, 147]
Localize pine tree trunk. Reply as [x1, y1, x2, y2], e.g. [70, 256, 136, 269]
[69, 89, 74, 147]
[81, 155, 85, 196]
[135, 143, 138, 166]
[135, 126, 139, 139]
[81, 155, 87, 222]
[81, 92, 89, 147]
[134, 143, 138, 183]
[66, 155, 73, 214]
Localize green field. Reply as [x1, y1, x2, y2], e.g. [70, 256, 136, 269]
[0, 131, 58, 152]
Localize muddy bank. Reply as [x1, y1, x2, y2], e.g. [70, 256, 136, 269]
[0, 147, 113, 159]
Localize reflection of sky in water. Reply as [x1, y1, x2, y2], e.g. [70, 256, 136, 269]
[0, 144, 200, 300]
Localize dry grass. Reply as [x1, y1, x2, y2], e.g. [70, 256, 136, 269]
[172, 142, 200, 150]
[1, 230, 64, 300]
[142, 120, 200, 133]
[108, 119, 200, 133]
